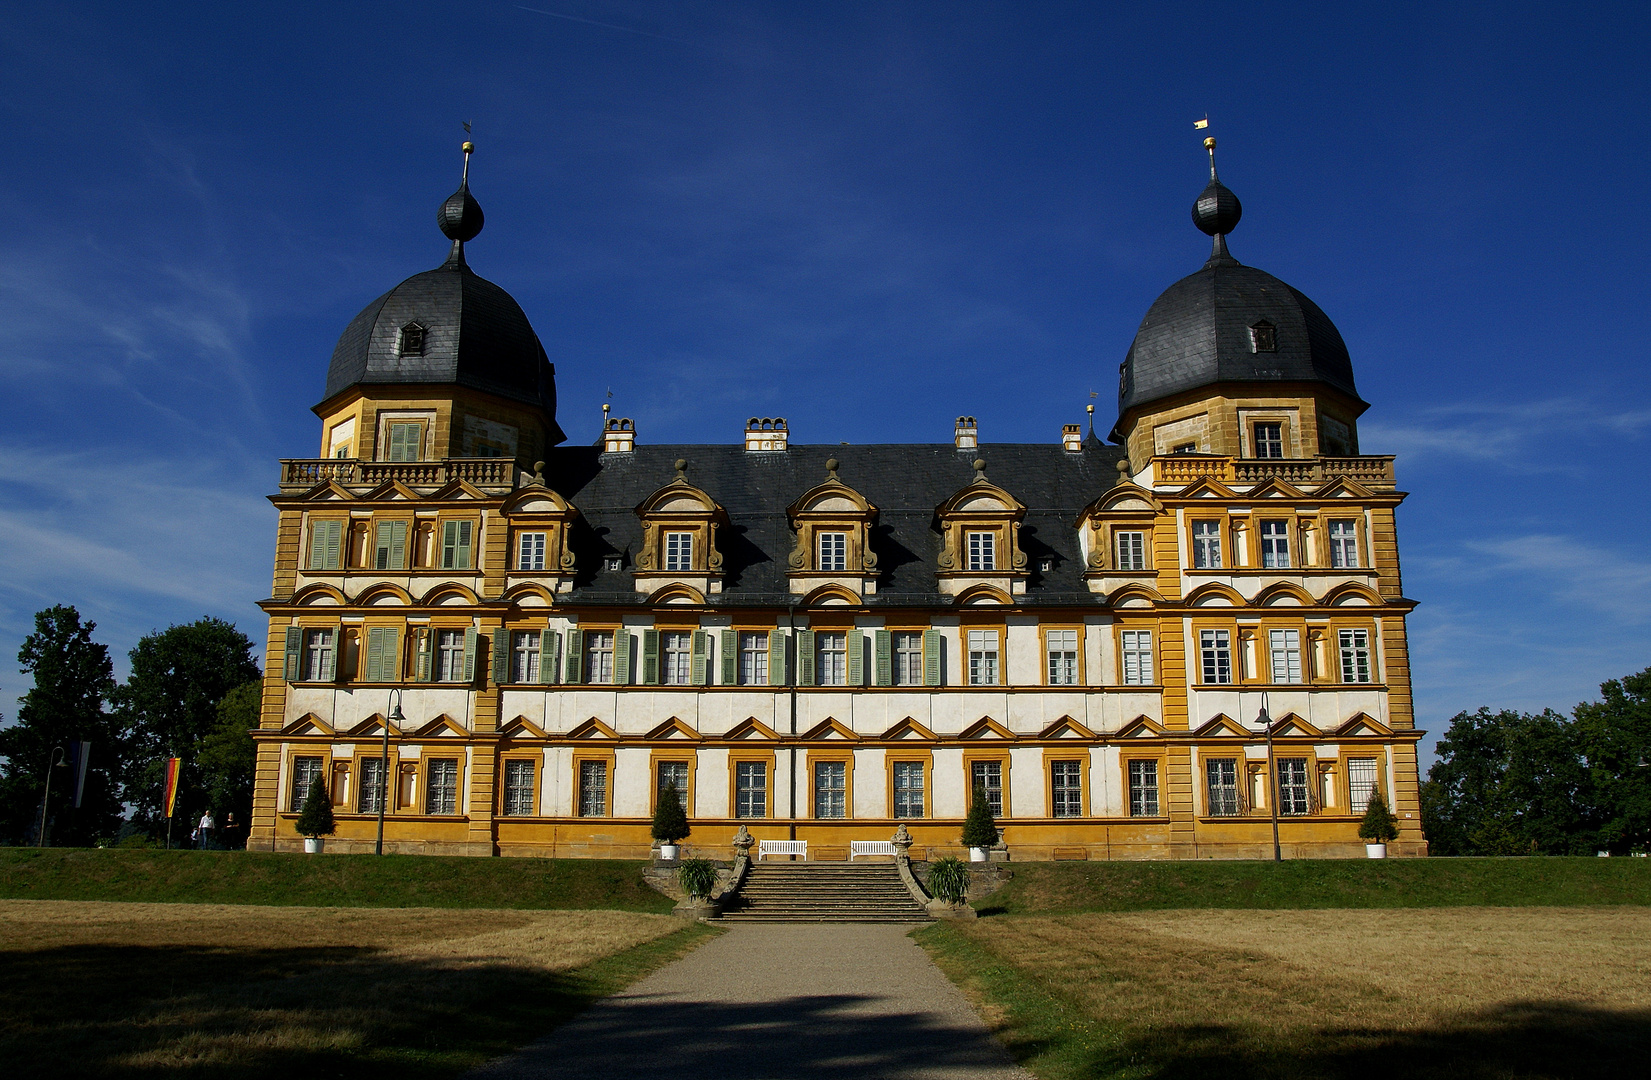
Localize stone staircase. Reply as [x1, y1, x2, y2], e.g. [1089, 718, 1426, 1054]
[717, 862, 931, 923]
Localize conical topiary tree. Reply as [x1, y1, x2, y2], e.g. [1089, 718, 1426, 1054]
[1358, 790, 1399, 844]
[651, 782, 690, 845]
[294, 777, 335, 840]
[961, 784, 999, 849]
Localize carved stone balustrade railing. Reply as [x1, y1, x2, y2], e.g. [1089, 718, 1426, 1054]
[279, 458, 519, 491]
[1153, 454, 1395, 490]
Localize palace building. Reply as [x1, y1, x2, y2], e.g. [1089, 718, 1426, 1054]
[248, 140, 1427, 859]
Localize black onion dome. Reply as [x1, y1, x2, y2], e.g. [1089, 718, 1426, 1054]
[439, 182, 484, 242]
[1192, 179, 1241, 237]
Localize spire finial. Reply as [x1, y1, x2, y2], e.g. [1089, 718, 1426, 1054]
[1191, 136, 1241, 267]
[1204, 135, 1218, 181]
[438, 138, 484, 267]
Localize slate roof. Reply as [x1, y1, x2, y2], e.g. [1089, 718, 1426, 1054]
[543, 440, 1127, 607]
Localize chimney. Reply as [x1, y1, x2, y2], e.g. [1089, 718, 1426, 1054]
[1062, 424, 1083, 452]
[601, 417, 635, 453]
[745, 417, 788, 451]
[954, 416, 978, 450]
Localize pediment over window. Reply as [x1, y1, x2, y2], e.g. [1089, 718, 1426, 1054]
[1038, 715, 1096, 740]
[500, 716, 549, 740]
[413, 715, 469, 738]
[800, 717, 860, 742]
[934, 464, 1028, 594]
[958, 716, 1017, 741]
[644, 716, 702, 741]
[360, 480, 422, 502]
[723, 717, 780, 741]
[634, 463, 726, 595]
[1194, 714, 1251, 738]
[1116, 714, 1167, 739]
[1335, 712, 1393, 738]
[281, 713, 336, 737]
[343, 714, 394, 738]
[565, 717, 620, 740]
[1268, 713, 1323, 739]
[880, 717, 938, 742]
[787, 461, 880, 593]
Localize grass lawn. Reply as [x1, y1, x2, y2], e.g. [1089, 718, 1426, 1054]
[0, 899, 716, 1079]
[0, 847, 672, 911]
[919, 907, 1651, 1079]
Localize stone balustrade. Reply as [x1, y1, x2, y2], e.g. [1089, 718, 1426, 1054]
[279, 457, 518, 490]
[1154, 454, 1395, 489]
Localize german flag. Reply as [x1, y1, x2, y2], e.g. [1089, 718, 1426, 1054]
[162, 757, 182, 818]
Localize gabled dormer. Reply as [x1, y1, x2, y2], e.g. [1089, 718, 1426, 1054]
[503, 483, 579, 593]
[787, 458, 879, 597]
[934, 460, 1027, 596]
[633, 460, 726, 597]
[1075, 462, 1162, 593]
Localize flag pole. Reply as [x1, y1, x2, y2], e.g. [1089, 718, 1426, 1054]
[35, 746, 65, 847]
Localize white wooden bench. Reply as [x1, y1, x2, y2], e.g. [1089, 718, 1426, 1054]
[758, 839, 808, 861]
[850, 841, 898, 860]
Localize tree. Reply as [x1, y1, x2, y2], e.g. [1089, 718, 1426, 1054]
[294, 776, 335, 840]
[651, 782, 690, 844]
[196, 680, 261, 831]
[1358, 790, 1399, 843]
[113, 617, 259, 830]
[1574, 666, 1651, 854]
[961, 784, 999, 849]
[0, 606, 122, 845]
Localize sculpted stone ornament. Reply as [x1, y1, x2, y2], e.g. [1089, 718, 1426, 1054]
[891, 822, 914, 861]
[731, 824, 755, 858]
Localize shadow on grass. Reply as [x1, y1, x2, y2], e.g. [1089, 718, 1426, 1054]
[0, 932, 703, 1080]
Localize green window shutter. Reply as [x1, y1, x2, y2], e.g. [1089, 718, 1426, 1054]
[641, 628, 660, 685]
[375, 520, 407, 570]
[923, 628, 943, 686]
[462, 627, 478, 683]
[284, 626, 302, 682]
[364, 627, 384, 683]
[846, 631, 864, 686]
[874, 629, 892, 686]
[541, 630, 561, 684]
[492, 632, 510, 685]
[614, 631, 633, 684]
[322, 632, 337, 682]
[441, 521, 458, 568]
[565, 629, 583, 683]
[311, 520, 341, 570]
[720, 629, 737, 685]
[691, 630, 708, 686]
[416, 631, 433, 682]
[767, 630, 787, 686]
[388, 422, 420, 462]
[383, 628, 401, 683]
[456, 521, 474, 570]
[796, 629, 815, 687]
[323, 521, 341, 570]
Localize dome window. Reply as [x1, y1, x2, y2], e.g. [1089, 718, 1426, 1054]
[398, 322, 427, 357]
[1249, 321, 1277, 353]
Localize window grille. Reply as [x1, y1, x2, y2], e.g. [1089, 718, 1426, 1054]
[1192, 520, 1223, 568]
[662, 631, 693, 686]
[664, 532, 693, 571]
[814, 761, 846, 819]
[1121, 630, 1153, 685]
[1269, 628, 1303, 684]
[971, 760, 1003, 818]
[1046, 628, 1079, 685]
[436, 629, 465, 682]
[893, 632, 924, 686]
[1277, 758, 1311, 816]
[577, 760, 607, 817]
[734, 761, 767, 818]
[512, 631, 541, 684]
[1200, 629, 1232, 684]
[1128, 759, 1159, 817]
[1348, 757, 1379, 811]
[303, 628, 334, 682]
[658, 762, 690, 810]
[503, 760, 536, 816]
[358, 757, 385, 814]
[738, 632, 768, 685]
[818, 532, 847, 572]
[967, 629, 998, 685]
[1114, 530, 1147, 570]
[426, 758, 459, 815]
[1206, 758, 1240, 816]
[517, 532, 547, 571]
[1328, 519, 1360, 568]
[892, 761, 925, 818]
[1254, 420, 1284, 457]
[585, 631, 615, 684]
[290, 756, 323, 811]
[815, 632, 847, 686]
[966, 531, 996, 571]
[1051, 761, 1082, 818]
[1260, 520, 1291, 568]
[1339, 629, 1372, 683]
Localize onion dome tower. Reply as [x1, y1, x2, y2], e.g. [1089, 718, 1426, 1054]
[315, 141, 565, 464]
[1112, 138, 1365, 465]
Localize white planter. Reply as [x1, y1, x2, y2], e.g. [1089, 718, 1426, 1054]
[304, 837, 325, 854]
[660, 844, 680, 860]
[1365, 843, 1387, 859]
[968, 846, 989, 863]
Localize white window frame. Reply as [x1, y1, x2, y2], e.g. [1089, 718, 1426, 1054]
[1206, 757, 1240, 816]
[1253, 421, 1284, 459]
[585, 631, 615, 685]
[435, 629, 465, 682]
[303, 628, 334, 682]
[426, 758, 459, 815]
[512, 631, 541, 684]
[893, 631, 924, 686]
[1277, 758, 1311, 816]
[966, 531, 996, 571]
[1114, 530, 1147, 571]
[1128, 759, 1160, 817]
[1200, 629, 1232, 685]
[1268, 628, 1303, 684]
[817, 531, 847, 572]
[1339, 628, 1373, 683]
[358, 757, 386, 814]
[815, 631, 847, 687]
[971, 760, 1004, 818]
[1347, 757, 1379, 811]
[664, 531, 694, 572]
[1192, 520, 1223, 569]
[967, 628, 999, 686]
[1121, 630, 1153, 685]
[1260, 520, 1291, 569]
[290, 756, 323, 811]
[1046, 628, 1079, 686]
[517, 532, 547, 571]
[738, 632, 768, 686]
[1051, 760, 1082, 818]
[1329, 519, 1360, 568]
[662, 631, 693, 686]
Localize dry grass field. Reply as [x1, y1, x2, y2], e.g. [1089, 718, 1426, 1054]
[0, 899, 712, 1079]
[921, 906, 1651, 1079]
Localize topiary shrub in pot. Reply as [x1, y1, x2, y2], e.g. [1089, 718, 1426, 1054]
[295, 779, 335, 854]
[961, 784, 999, 862]
[1358, 791, 1399, 858]
[677, 858, 718, 902]
[927, 856, 970, 905]
[652, 782, 690, 860]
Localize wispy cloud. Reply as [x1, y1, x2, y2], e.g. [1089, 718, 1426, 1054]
[1363, 398, 1651, 468]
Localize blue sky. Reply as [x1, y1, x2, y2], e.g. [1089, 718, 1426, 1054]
[1, 2, 1646, 766]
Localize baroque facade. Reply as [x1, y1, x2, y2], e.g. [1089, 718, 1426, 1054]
[249, 141, 1427, 859]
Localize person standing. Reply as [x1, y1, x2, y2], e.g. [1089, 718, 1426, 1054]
[196, 809, 216, 850]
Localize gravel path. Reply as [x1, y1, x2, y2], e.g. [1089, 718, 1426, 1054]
[469, 923, 1033, 1080]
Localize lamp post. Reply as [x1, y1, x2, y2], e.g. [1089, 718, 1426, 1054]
[377, 689, 403, 856]
[35, 745, 66, 848]
[1259, 693, 1282, 862]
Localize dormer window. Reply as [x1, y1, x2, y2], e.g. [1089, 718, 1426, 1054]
[966, 531, 996, 571]
[785, 461, 879, 598]
[664, 532, 694, 572]
[818, 532, 847, 572]
[1249, 321, 1276, 353]
[398, 322, 427, 357]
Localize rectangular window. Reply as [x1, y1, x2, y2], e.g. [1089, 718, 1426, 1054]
[892, 760, 925, 818]
[966, 531, 996, 571]
[734, 761, 767, 818]
[1269, 628, 1303, 684]
[1339, 629, 1372, 683]
[1329, 519, 1359, 568]
[1192, 520, 1223, 569]
[303, 628, 334, 682]
[1051, 760, 1082, 818]
[290, 756, 324, 811]
[970, 760, 1003, 818]
[1254, 422, 1284, 459]
[1046, 628, 1079, 686]
[374, 521, 408, 571]
[658, 761, 690, 809]
[664, 532, 693, 572]
[585, 631, 615, 685]
[1277, 758, 1311, 816]
[1348, 757, 1379, 811]
[1260, 520, 1292, 568]
[738, 632, 768, 686]
[1200, 629, 1232, 685]
[308, 519, 343, 570]
[386, 421, 423, 462]
[662, 631, 693, 686]
[511, 631, 541, 684]
[517, 532, 547, 571]
[818, 532, 847, 572]
[814, 632, 847, 686]
[435, 629, 465, 682]
[893, 632, 924, 686]
[1206, 758, 1240, 816]
[425, 758, 458, 815]
[440, 520, 474, 570]
[814, 760, 846, 819]
[502, 760, 536, 817]
[577, 760, 607, 817]
[358, 757, 385, 814]
[967, 629, 999, 686]
[1121, 630, 1153, 685]
[1128, 759, 1160, 817]
[1114, 530, 1147, 571]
